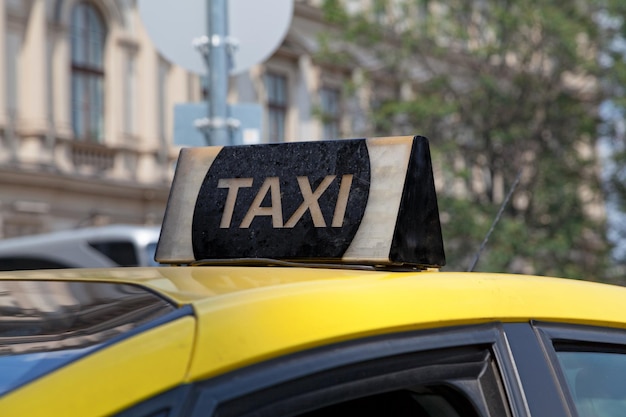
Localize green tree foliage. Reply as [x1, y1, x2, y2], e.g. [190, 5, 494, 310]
[320, 0, 626, 281]
[596, 3, 626, 276]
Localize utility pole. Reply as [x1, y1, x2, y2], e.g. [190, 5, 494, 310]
[193, 0, 238, 145]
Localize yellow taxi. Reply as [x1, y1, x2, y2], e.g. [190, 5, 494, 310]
[1, 136, 625, 417]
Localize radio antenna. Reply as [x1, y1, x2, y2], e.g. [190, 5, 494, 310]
[468, 167, 523, 272]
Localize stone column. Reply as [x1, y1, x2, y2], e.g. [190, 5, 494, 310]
[0, 0, 6, 128]
[297, 54, 317, 140]
[52, 23, 73, 140]
[18, 0, 48, 165]
[50, 21, 74, 173]
[135, 19, 159, 183]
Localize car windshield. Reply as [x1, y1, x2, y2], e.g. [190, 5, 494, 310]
[0, 280, 175, 395]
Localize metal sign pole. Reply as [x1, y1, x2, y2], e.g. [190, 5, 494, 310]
[207, 0, 229, 145]
[140, 0, 292, 147]
[193, 0, 236, 145]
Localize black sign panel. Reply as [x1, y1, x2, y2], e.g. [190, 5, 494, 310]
[157, 136, 445, 268]
[192, 140, 371, 260]
[390, 137, 445, 266]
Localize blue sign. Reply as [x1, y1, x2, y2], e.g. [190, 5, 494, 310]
[173, 103, 263, 147]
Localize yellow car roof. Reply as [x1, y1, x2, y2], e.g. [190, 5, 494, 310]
[2, 267, 626, 382]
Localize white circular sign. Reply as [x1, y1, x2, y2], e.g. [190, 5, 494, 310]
[139, 0, 293, 75]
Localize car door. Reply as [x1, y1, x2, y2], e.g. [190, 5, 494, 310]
[117, 322, 559, 417]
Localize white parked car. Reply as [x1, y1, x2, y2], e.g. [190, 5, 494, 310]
[0, 225, 161, 270]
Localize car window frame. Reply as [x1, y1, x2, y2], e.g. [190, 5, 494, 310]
[534, 321, 626, 417]
[116, 322, 577, 417]
[186, 323, 526, 417]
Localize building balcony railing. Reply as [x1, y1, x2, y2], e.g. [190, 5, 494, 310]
[70, 140, 116, 172]
[0, 126, 175, 185]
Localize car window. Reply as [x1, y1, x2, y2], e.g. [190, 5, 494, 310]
[0, 280, 176, 395]
[295, 386, 478, 417]
[88, 240, 138, 266]
[209, 345, 507, 417]
[0, 257, 70, 271]
[556, 350, 626, 417]
[535, 323, 626, 417]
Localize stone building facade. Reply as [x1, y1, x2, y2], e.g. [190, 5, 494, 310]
[0, 0, 357, 237]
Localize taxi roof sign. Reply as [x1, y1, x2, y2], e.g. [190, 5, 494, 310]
[156, 136, 445, 268]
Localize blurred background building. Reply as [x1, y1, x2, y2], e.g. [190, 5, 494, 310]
[1, 0, 618, 278]
[0, 0, 353, 237]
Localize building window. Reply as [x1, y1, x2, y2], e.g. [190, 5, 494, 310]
[71, 2, 106, 142]
[265, 72, 287, 142]
[320, 87, 341, 139]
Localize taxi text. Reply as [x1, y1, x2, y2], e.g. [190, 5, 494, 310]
[218, 175, 354, 229]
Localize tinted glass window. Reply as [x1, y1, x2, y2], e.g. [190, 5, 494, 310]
[556, 351, 626, 417]
[89, 240, 138, 266]
[297, 386, 478, 417]
[211, 345, 508, 417]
